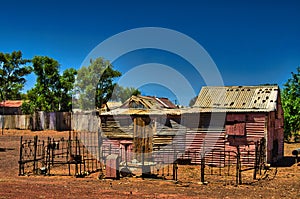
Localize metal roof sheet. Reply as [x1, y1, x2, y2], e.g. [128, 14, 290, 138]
[0, 100, 23, 108]
[121, 95, 177, 109]
[193, 85, 279, 112]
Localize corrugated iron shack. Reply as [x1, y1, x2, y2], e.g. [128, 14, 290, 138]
[182, 85, 284, 165]
[100, 86, 284, 166]
[100, 95, 179, 163]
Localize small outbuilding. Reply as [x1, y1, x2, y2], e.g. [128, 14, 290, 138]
[0, 100, 23, 115]
[186, 85, 284, 164]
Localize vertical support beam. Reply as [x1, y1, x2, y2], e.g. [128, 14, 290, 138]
[67, 136, 71, 176]
[236, 145, 242, 185]
[253, 141, 258, 180]
[133, 117, 137, 160]
[75, 135, 78, 175]
[173, 148, 178, 181]
[33, 135, 38, 174]
[18, 136, 23, 176]
[51, 138, 54, 166]
[83, 145, 86, 174]
[264, 114, 269, 163]
[142, 145, 145, 177]
[78, 138, 81, 175]
[1, 98, 5, 135]
[97, 118, 103, 173]
[47, 137, 51, 175]
[41, 140, 45, 168]
[200, 154, 205, 183]
[258, 138, 264, 175]
[172, 162, 177, 181]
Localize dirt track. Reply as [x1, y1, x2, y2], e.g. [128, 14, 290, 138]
[0, 130, 299, 198]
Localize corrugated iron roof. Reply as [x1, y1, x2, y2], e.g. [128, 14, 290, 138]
[121, 95, 177, 109]
[101, 108, 171, 116]
[0, 100, 23, 108]
[155, 97, 178, 109]
[193, 85, 279, 112]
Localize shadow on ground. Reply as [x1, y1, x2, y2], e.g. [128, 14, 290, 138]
[272, 156, 299, 167]
[0, 148, 15, 152]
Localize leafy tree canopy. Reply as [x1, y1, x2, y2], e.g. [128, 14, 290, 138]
[22, 56, 77, 113]
[281, 66, 300, 141]
[111, 84, 141, 103]
[76, 57, 121, 110]
[0, 51, 31, 101]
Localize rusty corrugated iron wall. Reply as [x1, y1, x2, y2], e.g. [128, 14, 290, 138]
[225, 113, 265, 166]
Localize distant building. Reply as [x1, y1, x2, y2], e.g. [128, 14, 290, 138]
[0, 100, 23, 115]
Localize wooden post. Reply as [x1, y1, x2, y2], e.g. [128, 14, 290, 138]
[51, 138, 54, 166]
[42, 140, 45, 168]
[200, 154, 205, 183]
[67, 136, 71, 176]
[236, 145, 242, 185]
[18, 136, 23, 176]
[142, 145, 145, 176]
[75, 136, 78, 175]
[97, 121, 102, 166]
[172, 162, 177, 181]
[173, 148, 178, 181]
[83, 145, 86, 173]
[133, 117, 137, 160]
[253, 141, 258, 180]
[78, 138, 81, 175]
[33, 135, 38, 174]
[47, 137, 51, 175]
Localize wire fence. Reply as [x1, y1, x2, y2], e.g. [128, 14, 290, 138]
[19, 132, 102, 176]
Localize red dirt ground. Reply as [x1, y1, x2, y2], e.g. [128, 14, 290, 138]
[0, 130, 299, 198]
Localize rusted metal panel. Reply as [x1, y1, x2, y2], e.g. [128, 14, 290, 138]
[245, 114, 265, 142]
[226, 123, 246, 136]
[226, 136, 248, 145]
[105, 154, 120, 179]
[179, 130, 226, 164]
[224, 113, 266, 166]
[226, 114, 246, 122]
[102, 139, 121, 158]
[119, 141, 133, 163]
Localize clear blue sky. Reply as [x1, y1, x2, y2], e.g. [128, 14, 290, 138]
[1, 0, 300, 105]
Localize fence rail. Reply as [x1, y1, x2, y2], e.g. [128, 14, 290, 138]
[1, 112, 71, 131]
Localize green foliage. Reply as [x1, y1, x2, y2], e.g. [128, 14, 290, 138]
[76, 57, 121, 110]
[58, 68, 77, 111]
[0, 51, 31, 101]
[22, 56, 77, 114]
[21, 100, 34, 114]
[111, 84, 141, 103]
[281, 66, 300, 141]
